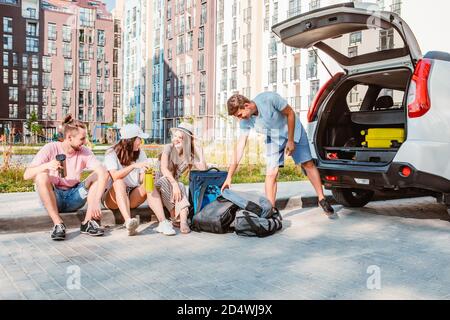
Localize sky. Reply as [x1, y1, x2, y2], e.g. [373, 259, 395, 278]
[104, 0, 116, 11]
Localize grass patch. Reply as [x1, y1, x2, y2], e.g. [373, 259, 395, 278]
[0, 167, 35, 193]
[0, 159, 307, 193]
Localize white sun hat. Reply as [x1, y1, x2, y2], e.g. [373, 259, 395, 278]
[119, 124, 150, 140]
[169, 122, 195, 138]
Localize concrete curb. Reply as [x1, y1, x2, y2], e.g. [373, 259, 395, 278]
[0, 192, 422, 234]
[1, 195, 320, 234]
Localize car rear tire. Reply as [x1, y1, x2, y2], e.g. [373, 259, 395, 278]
[332, 188, 374, 208]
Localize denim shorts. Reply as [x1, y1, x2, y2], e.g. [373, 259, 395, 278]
[266, 125, 313, 169]
[53, 182, 89, 213]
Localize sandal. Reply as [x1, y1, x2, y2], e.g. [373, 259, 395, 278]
[180, 221, 191, 234]
[171, 218, 181, 228]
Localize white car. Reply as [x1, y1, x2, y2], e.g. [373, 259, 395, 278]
[273, 2, 450, 214]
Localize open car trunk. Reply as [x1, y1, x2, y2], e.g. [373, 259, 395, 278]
[315, 68, 412, 165]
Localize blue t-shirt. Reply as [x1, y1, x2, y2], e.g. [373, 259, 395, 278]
[239, 92, 303, 145]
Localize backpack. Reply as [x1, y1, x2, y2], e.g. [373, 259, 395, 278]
[234, 209, 283, 238]
[191, 196, 240, 234]
[222, 189, 283, 237]
[189, 168, 228, 219]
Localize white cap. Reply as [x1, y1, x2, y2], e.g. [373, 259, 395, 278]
[119, 124, 149, 140]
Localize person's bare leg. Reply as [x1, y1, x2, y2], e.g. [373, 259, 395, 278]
[35, 172, 62, 225]
[302, 161, 325, 201]
[265, 167, 279, 207]
[82, 173, 104, 224]
[131, 186, 167, 222]
[179, 208, 190, 234]
[109, 179, 132, 222]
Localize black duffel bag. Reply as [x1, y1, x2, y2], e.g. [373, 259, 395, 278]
[235, 208, 283, 238]
[191, 196, 239, 234]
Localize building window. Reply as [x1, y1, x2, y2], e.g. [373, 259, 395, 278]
[198, 27, 205, 49]
[9, 104, 18, 118]
[51, 89, 57, 106]
[3, 17, 13, 33]
[31, 55, 38, 69]
[27, 88, 39, 102]
[97, 30, 105, 46]
[79, 60, 91, 75]
[64, 74, 72, 90]
[26, 37, 39, 52]
[43, 72, 51, 88]
[31, 71, 39, 86]
[349, 31, 362, 46]
[26, 21, 38, 37]
[9, 87, 18, 101]
[62, 42, 72, 58]
[113, 94, 120, 108]
[3, 35, 13, 50]
[62, 25, 72, 42]
[3, 69, 8, 84]
[64, 59, 72, 74]
[43, 56, 51, 72]
[26, 105, 39, 120]
[97, 46, 105, 61]
[379, 29, 394, 51]
[12, 52, 18, 66]
[22, 70, 28, 86]
[79, 8, 95, 28]
[199, 94, 206, 115]
[200, 2, 207, 25]
[22, 54, 28, 68]
[3, 52, 9, 67]
[48, 40, 57, 55]
[26, 8, 37, 19]
[48, 23, 57, 40]
[12, 69, 18, 85]
[348, 46, 358, 58]
[80, 76, 90, 90]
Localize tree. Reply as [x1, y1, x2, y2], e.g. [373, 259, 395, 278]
[125, 110, 136, 124]
[25, 111, 43, 144]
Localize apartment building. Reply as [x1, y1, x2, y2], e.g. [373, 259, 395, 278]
[0, 0, 43, 140]
[41, 0, 115, 141]
[162, 0, 216, 143]
[111, 0, 124, 127]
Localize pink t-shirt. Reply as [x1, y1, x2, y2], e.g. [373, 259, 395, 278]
[29, 142, 101, 190]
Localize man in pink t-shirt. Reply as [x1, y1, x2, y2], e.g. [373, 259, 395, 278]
[24, 115, 109, 241]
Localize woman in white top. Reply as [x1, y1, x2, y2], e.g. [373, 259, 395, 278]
[103, 124, 176, 236]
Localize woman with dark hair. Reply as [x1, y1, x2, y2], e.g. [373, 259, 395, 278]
[154, 122, 207, 234]
[103, 124, 176, 236]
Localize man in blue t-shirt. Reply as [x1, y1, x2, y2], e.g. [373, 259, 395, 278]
[221, 92, 336, 219]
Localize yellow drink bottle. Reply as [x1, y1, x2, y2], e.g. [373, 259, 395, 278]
[145, 168, 154, 193]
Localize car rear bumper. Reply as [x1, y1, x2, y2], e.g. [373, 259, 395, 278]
[317, 161, 450, 194]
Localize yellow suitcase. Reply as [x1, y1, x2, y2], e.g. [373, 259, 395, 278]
[361, 128, 405, 148]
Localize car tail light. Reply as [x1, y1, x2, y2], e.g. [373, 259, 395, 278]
[325, 176, 339, 182]
[400, 166, 412, 178]
[407, 59, 432, 118]
[307, 72, 344, 123]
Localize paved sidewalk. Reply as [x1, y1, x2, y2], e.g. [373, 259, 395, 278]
[0, 197, 449, 300]
[0, 181, 332, 233]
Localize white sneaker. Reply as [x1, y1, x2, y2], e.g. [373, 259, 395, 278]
[125, 218, 139, 236]
[155, 220, 176, 236]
